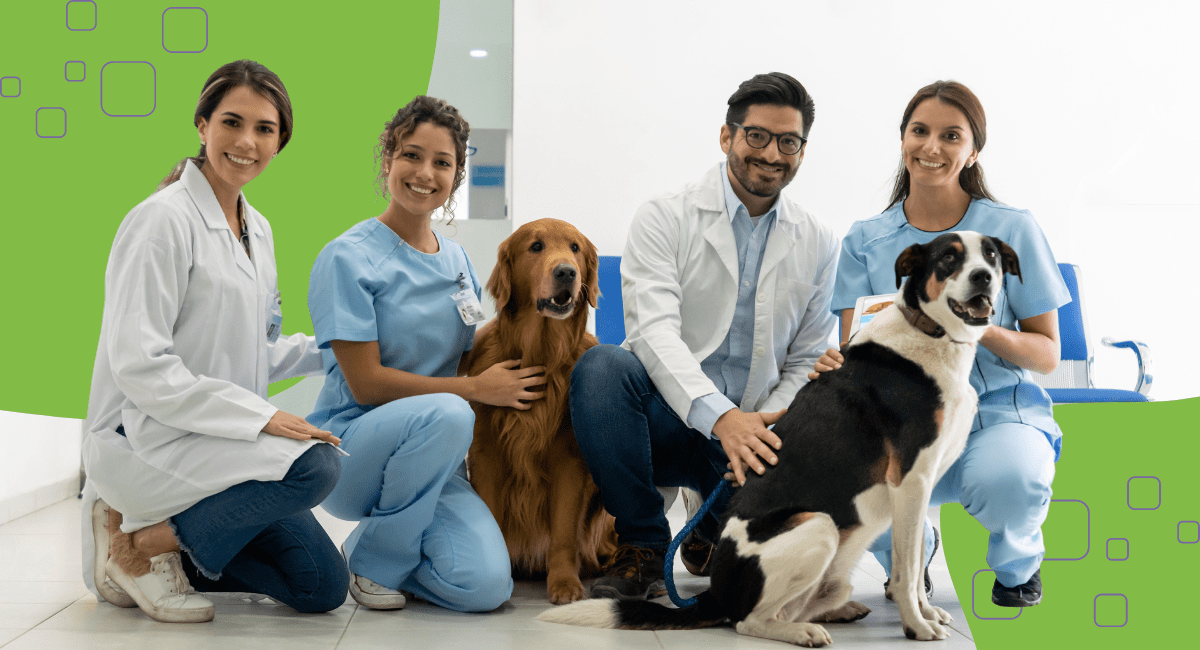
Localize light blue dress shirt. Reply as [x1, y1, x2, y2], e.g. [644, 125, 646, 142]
[686, 163, 780, 438]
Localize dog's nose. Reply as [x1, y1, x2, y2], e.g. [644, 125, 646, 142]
[970, 268, 992, 286]
[553, 264, 578, 284]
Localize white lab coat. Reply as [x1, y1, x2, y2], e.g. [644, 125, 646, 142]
[80, 160, 322, 596]
[620, 164, 839, 423]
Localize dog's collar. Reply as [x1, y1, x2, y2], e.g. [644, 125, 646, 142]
[898, 305, 946, 339]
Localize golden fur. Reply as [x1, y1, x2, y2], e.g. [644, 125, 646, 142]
[466, 218, 616, 604]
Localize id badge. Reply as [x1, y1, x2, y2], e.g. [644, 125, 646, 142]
[452, 288, 487, 325]
[265, 291, 283, 343]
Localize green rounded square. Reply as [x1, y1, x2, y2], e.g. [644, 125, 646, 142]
[100, 61, 156, 117]
[1127, 476, 1161, 510]
[163, 8, 208, 53]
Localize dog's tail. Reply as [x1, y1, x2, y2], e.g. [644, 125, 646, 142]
[536, 591, 726, 630]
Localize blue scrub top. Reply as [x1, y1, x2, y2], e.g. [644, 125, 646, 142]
[832, 199, 1070, 460]
[306, 218, 481, 435]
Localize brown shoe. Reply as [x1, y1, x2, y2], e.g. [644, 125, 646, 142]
[680, 530, 715, 577]
[590, 544, 666, 600]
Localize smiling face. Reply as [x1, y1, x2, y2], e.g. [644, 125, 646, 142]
[384, 121, 459, 219]
[901, 99, 979, 191]
[196, 85, 282, 195]
[721, 104, 805, 207]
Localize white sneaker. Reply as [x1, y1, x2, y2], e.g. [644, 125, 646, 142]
[349, 573, 407, 610]
[106, 552, 215, 623]
[342, 544, 405, 610]
[91, 498, 136, 608]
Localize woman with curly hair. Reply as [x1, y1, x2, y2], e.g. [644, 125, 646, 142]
[307, 96, 544, 612]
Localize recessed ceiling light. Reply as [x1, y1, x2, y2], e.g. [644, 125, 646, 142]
[470, 49, 488, 58]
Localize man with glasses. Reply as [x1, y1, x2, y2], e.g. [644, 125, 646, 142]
[570, 72, 839, 600]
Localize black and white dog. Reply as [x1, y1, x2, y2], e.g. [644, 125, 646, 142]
[539, 231, 1021, 646]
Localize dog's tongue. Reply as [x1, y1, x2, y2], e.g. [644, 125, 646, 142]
[965, 295, 993, 319]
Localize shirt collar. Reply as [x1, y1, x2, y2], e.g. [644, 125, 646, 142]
[720, 161, 780, 224]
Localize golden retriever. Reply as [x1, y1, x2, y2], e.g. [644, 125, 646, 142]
[466, 218, 617, 604]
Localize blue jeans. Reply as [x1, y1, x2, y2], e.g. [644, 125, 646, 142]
[570, 345, 731, 550]
[320, 393, 513, 613]
[174, 443, 348, 613]
[869, 422, 1056, 587]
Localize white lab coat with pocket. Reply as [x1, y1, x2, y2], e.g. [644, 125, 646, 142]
[80, 160, 322, 596]
[620, 164, 840, 425]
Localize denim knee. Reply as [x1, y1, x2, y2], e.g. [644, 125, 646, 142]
[289, 443, 342, 509]
[571, 344, 638, 394]
[289, 559, 350, 613]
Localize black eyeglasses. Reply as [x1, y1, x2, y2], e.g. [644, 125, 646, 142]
[730, 123, 806, 155]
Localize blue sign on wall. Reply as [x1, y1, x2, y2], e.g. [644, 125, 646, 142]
[472, 165, 504, 187]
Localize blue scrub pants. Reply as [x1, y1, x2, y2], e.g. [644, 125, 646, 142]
[570, 345, 732, 550]
[869, 422, 1056, 588]
[320, 394, 513, 612]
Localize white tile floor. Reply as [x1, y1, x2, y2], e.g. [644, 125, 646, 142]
[0, 497, 975, 649]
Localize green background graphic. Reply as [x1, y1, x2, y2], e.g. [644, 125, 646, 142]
[0, 0, 439, 416]
[0, 2, 1195, 648]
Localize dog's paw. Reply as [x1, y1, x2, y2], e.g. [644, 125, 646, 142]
[902, 617, 950, 642]
[789, 622, 833, 647]
[547, 576, 587, 605]
[920, 603, 953, 625]
[812, 600, 871, 623]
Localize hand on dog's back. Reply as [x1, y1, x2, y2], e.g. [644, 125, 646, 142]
[470, 359, 546, 409]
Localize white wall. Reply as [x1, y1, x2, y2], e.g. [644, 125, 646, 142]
[0, 411, 82, 525]
[513, 0, 1200, 400]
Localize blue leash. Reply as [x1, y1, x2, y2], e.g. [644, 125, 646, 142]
[664, 479, 732, 607]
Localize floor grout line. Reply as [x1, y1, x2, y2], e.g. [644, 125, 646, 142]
[331, 603, 360, 650]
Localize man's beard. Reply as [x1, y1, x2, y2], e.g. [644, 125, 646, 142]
[727, 152, 797, 198]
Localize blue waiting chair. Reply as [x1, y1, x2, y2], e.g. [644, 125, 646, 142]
[1034, 263, 1152, 403]
[596, 256, 626, 345]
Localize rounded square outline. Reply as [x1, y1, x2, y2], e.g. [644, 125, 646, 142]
[1043, 498, 1090, 561]
[65, 60, 86, 82]
[970, 569, 1023, 621]
[66, 0, 98, 32]
[0, 76, 20, 97]
[1127, 476, 1161, 511]
[162, 7, 209, 54]
[1179, 521, 1199, 544]
[100, 61, 158, 117]
[1105, 538, 1129, 561]
[35, 107, 67, 138]
[1093, 593, 1128, 628]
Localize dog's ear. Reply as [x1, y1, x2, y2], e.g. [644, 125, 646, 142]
[487, 235, 513, 307]
[894, 243, 925, 289]
[582, 235, 600, 308]
[990, 236, 1022, 283]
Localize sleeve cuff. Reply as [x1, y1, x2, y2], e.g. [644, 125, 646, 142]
[688, 392, 737, 439]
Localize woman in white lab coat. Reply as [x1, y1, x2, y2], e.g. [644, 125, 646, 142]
[80, 60, 348, 623]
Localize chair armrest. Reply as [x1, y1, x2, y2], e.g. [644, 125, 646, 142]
[1101, 338, 1153, 397]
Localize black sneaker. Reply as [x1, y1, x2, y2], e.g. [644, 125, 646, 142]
[590, 544, 667, 600]
[885, 526, 939, 601]
[680, 530, 715, 577]
[992, 569, 1042, 607]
